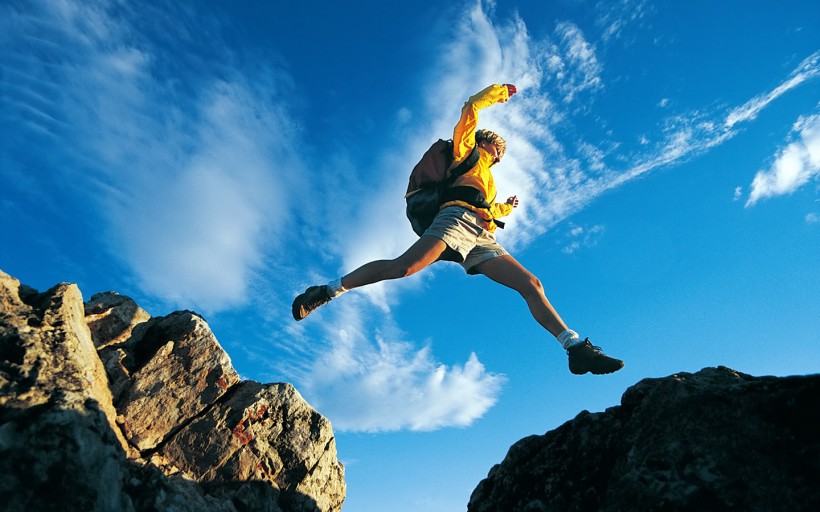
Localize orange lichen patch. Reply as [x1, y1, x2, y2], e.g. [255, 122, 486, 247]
[231, 404, 270, 445]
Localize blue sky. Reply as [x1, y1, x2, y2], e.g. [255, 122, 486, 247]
[2, 0, 818, 510]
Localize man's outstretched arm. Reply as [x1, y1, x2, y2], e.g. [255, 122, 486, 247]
[452, 84, 517, 163]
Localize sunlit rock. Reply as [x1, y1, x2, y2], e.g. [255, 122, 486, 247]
[0, 269, 345, 512]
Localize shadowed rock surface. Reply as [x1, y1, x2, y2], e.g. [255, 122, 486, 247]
[469, 366, 820, 512]
[0, 270, 345, 512]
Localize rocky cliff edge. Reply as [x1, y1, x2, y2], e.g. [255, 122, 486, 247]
[0, 270, 345, 512]
[469, 365, 819, 511]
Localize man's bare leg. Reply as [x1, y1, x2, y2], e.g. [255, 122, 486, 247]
[293, 236, 448, 320]
[471, 254, 568, 337]
[472, 254, 624, 375]
[342, 235, 449, 289]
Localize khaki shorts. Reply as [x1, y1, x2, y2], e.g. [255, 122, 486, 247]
[423, 206, 508, 273]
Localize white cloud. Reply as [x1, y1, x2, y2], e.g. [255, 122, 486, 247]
[108, 79, 302, 311]
[550, 22, 604, 102]
[595, 0, 649, 42]
[562, 224, 605, 254]
[746, 113, 820, 206]
[726, 51, 819, 129]
[3, 1, 303, 312]
[295, 300, 506, 432]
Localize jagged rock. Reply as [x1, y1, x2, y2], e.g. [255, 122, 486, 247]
[85, 291, 151, 349]
[0, 271, 133, 510]
[112, 311, 241, 451]
[468, 366, 820, 512]
[86, 291, 152, 415]
[157, 381, 346, 512]
[0, 270, 345, 512]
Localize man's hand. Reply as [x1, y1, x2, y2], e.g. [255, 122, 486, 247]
[506, 195, 519, 208]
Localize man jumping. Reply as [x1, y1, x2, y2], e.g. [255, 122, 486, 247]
[293, 84, 623, 376]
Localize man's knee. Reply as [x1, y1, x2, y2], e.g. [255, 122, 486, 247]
[521, 274, 544, 298]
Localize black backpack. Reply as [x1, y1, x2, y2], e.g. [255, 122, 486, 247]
[404, 139, 481, 236]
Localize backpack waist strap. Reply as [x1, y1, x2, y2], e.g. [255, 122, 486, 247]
[439, 186, 505, 229]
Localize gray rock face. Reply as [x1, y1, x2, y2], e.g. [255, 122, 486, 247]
[468, 366, 820, 512]
[113, 311, 241, 451]
[0, 270, 345, 512]
[157, 381, 345, 512]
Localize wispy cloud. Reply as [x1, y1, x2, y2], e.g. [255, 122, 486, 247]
[293, 299, 505, 433]
[2, 1, 305, 312]
[510, 50, 820, 239]
[746, 112, 820, 206]
[733, 186, 744, 202]
[550, 21, 604, 102]
[595, 0, 650, 43]
[726, 52, 820, 129]
[561, 224, 606, 254]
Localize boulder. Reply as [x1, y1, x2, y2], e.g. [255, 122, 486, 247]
[0, 271, 133, 510]
[85, 291, 151, 349]
[112, 311, 241, 451]
[157, 381, 346, 512]
[468, 366, 820, 512]
[0, 269, 345, 512]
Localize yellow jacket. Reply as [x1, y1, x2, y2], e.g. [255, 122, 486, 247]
[440, 84, 514, 232]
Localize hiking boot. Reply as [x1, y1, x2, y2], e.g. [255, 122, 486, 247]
[567, 339, 624, 375]
[292, 285, 332, 321]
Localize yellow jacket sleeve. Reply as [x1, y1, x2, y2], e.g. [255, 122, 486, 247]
[491, 201, 514, 219]
[440, 84, 513, 232]
[452, 84, 511, 164]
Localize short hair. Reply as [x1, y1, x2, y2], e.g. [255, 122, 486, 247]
[476, 129, 507, 160]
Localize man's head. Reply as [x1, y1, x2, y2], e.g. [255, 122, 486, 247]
[476, 129, 506, 164]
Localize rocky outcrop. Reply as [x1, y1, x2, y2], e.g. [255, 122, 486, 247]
[0, 270, 345, 512]
[469, 366, 820, 512]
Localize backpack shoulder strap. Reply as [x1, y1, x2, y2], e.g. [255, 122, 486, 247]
[444, 143, 481, 185]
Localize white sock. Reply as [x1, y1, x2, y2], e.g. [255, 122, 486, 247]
[327, 278, 348, 298]
[557, 329, 582, 349]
